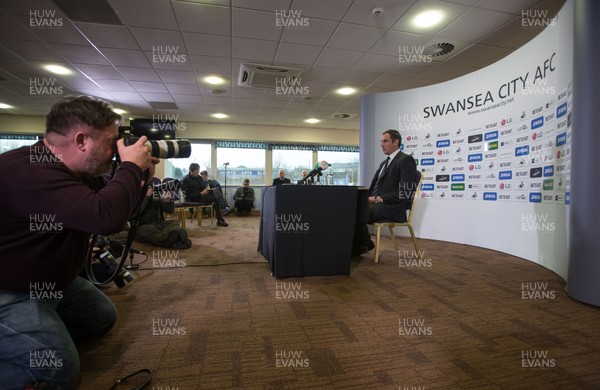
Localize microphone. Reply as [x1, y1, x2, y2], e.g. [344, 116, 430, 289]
[301, 160, 329, 183]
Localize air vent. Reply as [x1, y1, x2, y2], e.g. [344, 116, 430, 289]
[238, 62, 303, 89]
[423, 43, 455, 57]
[148, 102, 178, 110]
[330, 113, 357, 120]
[53, 0, 122, 24]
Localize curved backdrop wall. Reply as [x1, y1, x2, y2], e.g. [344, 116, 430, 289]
[360, 2, 573, 279]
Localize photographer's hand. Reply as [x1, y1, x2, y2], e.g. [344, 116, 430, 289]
[116, 136, 153, 171]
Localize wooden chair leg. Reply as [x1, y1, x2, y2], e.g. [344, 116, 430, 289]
[374, 224, 382, 263]
[407, 225, 421, 259]
[210, 206, 215, 224]
[178, 209, 186, 229]
[388, 224, 398, 252]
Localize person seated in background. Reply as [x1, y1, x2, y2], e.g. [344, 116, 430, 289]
[233, 178, 255, 216]
[200, 170, 231, 216]
[135, 185, 191, 248]
[297, 169, 314, 185]
[181, 163, 229, 227]
[272, 169, 291, 186]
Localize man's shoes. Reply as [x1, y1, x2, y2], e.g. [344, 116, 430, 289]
[352, 240, 375, 256]
[217, 220, 229, 227]
[223, 207, 232, 216]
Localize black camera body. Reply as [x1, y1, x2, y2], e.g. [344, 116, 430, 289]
[117, 126, 192, 159]
[93, 236, 134, 289]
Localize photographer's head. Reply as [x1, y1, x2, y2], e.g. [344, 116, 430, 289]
[44, 96, 123, 176]
[200, 170, 208, 181]
[243, 178, 250, 187]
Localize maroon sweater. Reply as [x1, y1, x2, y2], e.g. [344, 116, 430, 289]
[0, 141, 143, 292]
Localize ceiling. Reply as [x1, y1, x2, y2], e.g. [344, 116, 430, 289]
[0, 0, 565, 131]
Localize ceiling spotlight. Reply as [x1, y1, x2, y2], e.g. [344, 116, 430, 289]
[42, 64, 72, 75]
[412, 10, 444, 28]
[204, 76, 225, 85]
[304, 118, 320, 124]
[112, 108, 127, 115]
[335, 87, 357, 95]
[0, 103, 14, 109]
[211, 113, 228, 119]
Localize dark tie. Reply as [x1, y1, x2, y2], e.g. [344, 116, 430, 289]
[371, 156, 390, 196]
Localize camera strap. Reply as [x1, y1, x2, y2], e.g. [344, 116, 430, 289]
[109, 368, 152, 390]
[84, 171, 150, 286]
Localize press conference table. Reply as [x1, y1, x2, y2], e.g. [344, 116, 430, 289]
[257, 185, 368, 278]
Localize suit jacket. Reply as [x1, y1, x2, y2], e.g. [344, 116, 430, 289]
[368, 150, 418, 222]
[272, 177, 291, 186]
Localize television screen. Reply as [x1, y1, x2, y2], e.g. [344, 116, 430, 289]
[129, 118, 176, 140]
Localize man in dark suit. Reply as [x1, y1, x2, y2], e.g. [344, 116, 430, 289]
[272, 169, 291, 186]
[353, 129, 418, 255]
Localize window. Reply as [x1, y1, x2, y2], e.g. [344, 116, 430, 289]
[165, 142, 211, 180]
[318, 150, 360, 185]
[272, 149, 313, 183]
[0, 134, 40, 154]
[216, 147, 265, 186]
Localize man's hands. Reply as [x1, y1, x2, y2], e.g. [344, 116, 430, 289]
[116, 136, 154, 171]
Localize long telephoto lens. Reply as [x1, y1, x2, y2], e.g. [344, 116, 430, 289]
[123, 136, 192, 159]
[146, 139, 192, 159]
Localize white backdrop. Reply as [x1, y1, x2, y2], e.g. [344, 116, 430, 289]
[360, 1, 573, 278]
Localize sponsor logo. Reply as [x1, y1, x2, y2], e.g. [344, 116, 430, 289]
[530, 167, 543, 178]
[543, 179, 554, 190]
[529, 192, 542, 203]
[451, 174, 465, 182]
[468, 134, 483, 143]
[483, 192, 497, 201]
[556, 132, 567, 147]
[451, 183, 465, 191]
[420, 158, 435, 166]
[436, 139, 450, 148]
[484, 131, 498, 141]
[543, 165, 554, 177]
[421, 183, 434, 191]
[531, 116, 544, 130]
[485, 141, 498, 151]
[515, 145, 530, 156]
[499, 170, 513, 180]
[468, 153, 483, 162]
[556, 102, 567, 118]
[435, 175, 450, 182]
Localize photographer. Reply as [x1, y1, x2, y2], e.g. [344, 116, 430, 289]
[135, 185, 191, 249]
[0, 96, 156, 390]
[181, 163, 229, 227]
[233, 178, 255, 216]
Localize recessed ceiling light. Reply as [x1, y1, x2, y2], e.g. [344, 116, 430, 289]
[204, 76, 225, 85]
[412, 10, 444, 28]
[42, 64, 72, 75]
[211, 113, 228, 119]
[304, 118, 320, 124]
[0, 103, 14, 109]
[112, 108, 127, 115]
[335, 87, 357, 95]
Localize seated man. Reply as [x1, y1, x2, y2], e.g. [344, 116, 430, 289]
[233, 178, 255, 215]
[181, 163, 229, 227]
[135, 185, 191, 248]
[353, 129, 418, 255]
[199, 170, 231, 216]
[272, 169, 291, 186]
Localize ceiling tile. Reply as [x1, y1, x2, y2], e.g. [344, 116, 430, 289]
[232, 37, 278, 63]
[182, 32, 231, 57]
[232, 8, 281, 41]
[313, 48, 362, 70]
[274, 42, 322, 66]
[173, 1, 230, 35]
[280, 18, 338, 46]
[75, 23, 140, 50]
[111, 0, 179, 30]
[438, 8, 515, 42]
[343, 0, 414, 28]
[328, 23, 387, 52]
[289, 0, 354, 21]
